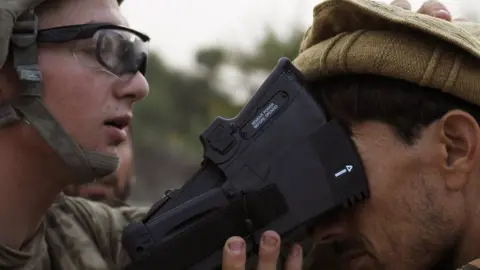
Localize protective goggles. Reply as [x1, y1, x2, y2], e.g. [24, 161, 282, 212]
[37, 23, 150, 79]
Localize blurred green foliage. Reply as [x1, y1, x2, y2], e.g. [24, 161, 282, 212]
[127, 27, 307, 207]
[132, 52, 242, 160]
[231, 27, 305, 74]
[132, 28, 305, 162]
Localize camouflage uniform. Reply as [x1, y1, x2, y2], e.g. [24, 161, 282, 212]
[0, 195, 149, 269]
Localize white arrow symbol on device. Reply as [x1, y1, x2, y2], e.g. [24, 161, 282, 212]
[334, 165, 353, 178]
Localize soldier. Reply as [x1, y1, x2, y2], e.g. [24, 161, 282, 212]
[0, 0, 462, 269]
[221, 1, 480, 270]
[0, 0, 150, 268]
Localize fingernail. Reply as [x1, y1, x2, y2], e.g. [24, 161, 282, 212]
[433, 10, 450, 19]
[228, 241, 244, 254]
[261, 234, 278, 247]
[291, 244, 302, 257]
[390, 0, 411, 10]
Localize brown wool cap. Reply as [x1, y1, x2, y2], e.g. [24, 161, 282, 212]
[293, 0, 480, 106]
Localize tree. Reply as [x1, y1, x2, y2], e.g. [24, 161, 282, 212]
[232, 28, 305, 74]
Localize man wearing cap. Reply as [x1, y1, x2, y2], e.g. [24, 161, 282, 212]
[221, 1, 480, 270]
[0, 0, 464, 269]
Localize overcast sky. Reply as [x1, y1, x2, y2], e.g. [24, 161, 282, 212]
[120, 0, 471, 70]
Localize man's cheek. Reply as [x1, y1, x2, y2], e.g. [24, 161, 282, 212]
[352, 201, 390, 250]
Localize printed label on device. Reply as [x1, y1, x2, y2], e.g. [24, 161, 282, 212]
[241, 91, 289, 138]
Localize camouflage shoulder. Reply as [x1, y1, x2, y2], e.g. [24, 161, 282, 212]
[48, 194, 150, 267]
[52, 193, 149, 226]
[98, 197, 131, 208]
[459, 259, 480, 270]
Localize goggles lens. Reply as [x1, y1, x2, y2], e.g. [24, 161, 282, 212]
[94, 29, 148, 77]
[38, 23, 150, 79]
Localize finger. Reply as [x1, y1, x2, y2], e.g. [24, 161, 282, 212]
[284, 244, 303, 270]
[417, 0, 452, 21]
[390, 0, 411, 10]
[222, 237, 246, 270]
[256, 231, 281, 270]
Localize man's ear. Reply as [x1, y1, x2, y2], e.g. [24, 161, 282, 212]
[438, 109, 480, 191]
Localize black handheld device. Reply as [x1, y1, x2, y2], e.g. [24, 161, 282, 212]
[122, 57, 370, 270]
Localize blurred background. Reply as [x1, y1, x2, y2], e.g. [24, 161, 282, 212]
[116, 0, 479, 207]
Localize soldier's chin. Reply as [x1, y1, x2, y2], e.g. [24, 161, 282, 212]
[98, 145, 121, 157]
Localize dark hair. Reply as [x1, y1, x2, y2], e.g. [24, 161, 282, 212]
[309, 74, 480, 145]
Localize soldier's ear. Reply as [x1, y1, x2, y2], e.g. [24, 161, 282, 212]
[0, 71, 7, 102]
[0, 58, 21, 102]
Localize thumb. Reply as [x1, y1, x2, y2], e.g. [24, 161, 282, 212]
[417, 0, 452, 21]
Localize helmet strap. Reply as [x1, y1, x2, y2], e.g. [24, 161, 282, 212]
[2, 9, 119, 184]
